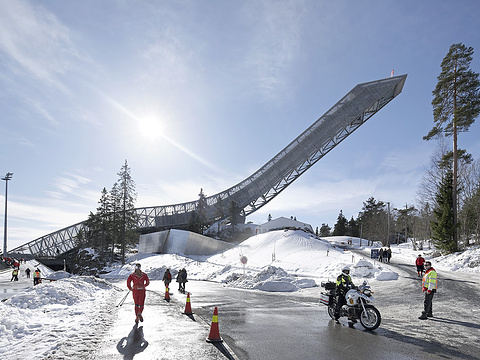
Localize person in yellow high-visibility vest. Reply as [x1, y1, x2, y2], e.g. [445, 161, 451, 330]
[33, 268, 41, 286]
[11, 268, 19, 281]
[419, 261, 437, 320]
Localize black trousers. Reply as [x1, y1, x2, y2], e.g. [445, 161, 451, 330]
[423, 290, 436, 315]
[335, 294, 346, 317]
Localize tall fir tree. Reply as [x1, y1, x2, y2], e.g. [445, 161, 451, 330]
[424, 43, 480, 252]
[109, 181, 121, 262]
[333, 210, 347, 236]
[431, 169, 458, 253]
[347, 217, 359, 237]
[319, 223, 331, 237]
[189, 188, 209, 234]
[115, 160, 137, 264]
[358, 197, 388, 245]
[96, 187, 111, 257]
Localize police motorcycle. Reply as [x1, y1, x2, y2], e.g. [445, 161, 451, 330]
[320, 280, 381, 330]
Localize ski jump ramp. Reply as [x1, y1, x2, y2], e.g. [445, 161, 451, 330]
[11, 75, 407, 258]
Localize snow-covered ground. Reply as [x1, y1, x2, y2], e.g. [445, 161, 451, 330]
[1, 230, 479, 359]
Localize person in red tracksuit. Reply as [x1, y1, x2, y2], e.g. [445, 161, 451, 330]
[415, 254, 425, 277]
[127, 263, 150, 323]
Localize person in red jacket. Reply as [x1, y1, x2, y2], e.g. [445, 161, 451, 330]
[415, 254, 425, 277]
[127, 263, 150, 323]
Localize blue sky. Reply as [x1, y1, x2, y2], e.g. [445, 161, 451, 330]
[1, 0, 480, 251]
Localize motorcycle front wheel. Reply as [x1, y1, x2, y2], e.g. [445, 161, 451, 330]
[359, 305, 381, 330]
[327, 305, 336, 320]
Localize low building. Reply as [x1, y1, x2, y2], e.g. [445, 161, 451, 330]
[256, 217, 313, 234]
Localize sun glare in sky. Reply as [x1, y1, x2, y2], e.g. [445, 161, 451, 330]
[138, 116, 164, 141]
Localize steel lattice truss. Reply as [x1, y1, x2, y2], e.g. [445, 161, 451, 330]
[11, 75, 407, 257]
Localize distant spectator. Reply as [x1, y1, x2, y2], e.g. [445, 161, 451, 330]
[415, 254, 425, 277]
[11, 268, 19, 281]
[163, 269, 172, 289]
[33, 268, 41, 286]
[25, 268, 31, 279]
[176, 268, 188, 293]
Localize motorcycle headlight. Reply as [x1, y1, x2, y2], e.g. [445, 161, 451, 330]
[363, 289, 371, 296]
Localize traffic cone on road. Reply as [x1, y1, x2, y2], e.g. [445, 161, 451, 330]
[165, 286, 170, 302]
[206, 307, 223, 343]
[183, 292, 193, 315]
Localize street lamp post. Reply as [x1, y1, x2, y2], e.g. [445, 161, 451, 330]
[2, 172, 13, 259]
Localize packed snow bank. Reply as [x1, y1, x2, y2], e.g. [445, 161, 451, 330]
[0, 275, 119, 359]
[386, 241, 480, 273]
[105, 230, 399, 293]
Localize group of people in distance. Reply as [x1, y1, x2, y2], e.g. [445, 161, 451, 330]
[378, 247, 392, 263]
[126, 264, 188, 323]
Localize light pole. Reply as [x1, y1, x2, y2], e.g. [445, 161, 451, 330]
[2, 172, 13, 259]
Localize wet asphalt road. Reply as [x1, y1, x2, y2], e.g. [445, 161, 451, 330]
[185, 281, 431, 360]
[185, 258, 480, 360]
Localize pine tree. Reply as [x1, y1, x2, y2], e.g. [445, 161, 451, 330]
[109, 181, 121, 262]
[116, 160, 137, 264]
[424, 43, 480, 252]
[189, 188, 209, 234]
[96, 187, 111, 257]
[347, 217, 359, 237]
[431, 169, 458, 253]
[358, 197, 388, 245]
[333, 210, 347, 236]
[319, 223, 331, 237]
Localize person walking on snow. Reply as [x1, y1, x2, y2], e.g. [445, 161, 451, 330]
[25, 268, 31, 278]
[33, 268, 41, 286]
[11, 268, 19, 281]
[127, 263, 150, 323]
[163, 268, 172, 289]
[419, 261, 437, 320]
[176, 268, 187, 293]
[415, 254, 425, 277]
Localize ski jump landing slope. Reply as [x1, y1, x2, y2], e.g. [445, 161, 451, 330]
[11, 75, 407, 258]
[138, 229, 234, 256]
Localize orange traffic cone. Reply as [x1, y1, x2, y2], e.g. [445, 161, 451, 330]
[206, 307, 223, 343]
[183, 292, 193, 315]
[165, 286, 170, 302]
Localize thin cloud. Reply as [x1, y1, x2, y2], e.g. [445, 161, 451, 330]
[0, 0, 79, 90]
[241, 0, 307, 98]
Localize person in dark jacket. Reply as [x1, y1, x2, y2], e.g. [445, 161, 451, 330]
[163, 268, 172, 289]
[334, 266, 355, 323]
[176, 268, 188, 293]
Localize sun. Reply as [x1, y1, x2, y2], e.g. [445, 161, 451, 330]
[138, 116, 164, 141]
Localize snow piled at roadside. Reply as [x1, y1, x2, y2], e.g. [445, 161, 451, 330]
[0, 275, 119, 360]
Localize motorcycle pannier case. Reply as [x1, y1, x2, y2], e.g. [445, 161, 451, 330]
[323, 281, 336, 290]
[319, 293, 330, 305]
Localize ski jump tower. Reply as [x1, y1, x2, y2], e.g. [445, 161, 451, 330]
[11, 74, 407, 257]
